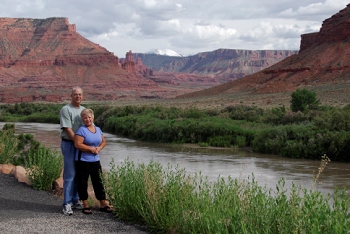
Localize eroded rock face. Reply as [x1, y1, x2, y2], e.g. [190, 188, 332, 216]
[300, 4, 350, 52]
[134, 49, 297, 82]
[0, 17, 165, 103]
[178, 4, 350, 98]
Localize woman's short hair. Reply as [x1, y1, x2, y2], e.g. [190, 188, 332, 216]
[80, 108, 94, 118]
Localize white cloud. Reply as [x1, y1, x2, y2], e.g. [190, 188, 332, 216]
[279, 0, 349, 20]
[0, 0, 348, 56]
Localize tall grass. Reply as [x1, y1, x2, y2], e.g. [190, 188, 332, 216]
[24, 146, 63, 191]
[0, 124, 19, 164]
[0, 123, 63, 191]
[104, 158, 350, 234]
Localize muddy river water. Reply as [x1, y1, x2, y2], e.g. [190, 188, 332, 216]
[2, 122, 349, 197]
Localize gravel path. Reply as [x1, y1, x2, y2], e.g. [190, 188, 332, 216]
[0, 173, 148, 234]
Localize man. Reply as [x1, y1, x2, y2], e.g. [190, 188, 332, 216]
[60, 86, 85, 215]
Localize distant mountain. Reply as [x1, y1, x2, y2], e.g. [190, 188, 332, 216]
[177, 4, 350, 100]
[134, 49, 298, 82]
[146, 49, 182, 57]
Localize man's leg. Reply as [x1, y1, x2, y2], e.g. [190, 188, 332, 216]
[61, 141, 78, 206]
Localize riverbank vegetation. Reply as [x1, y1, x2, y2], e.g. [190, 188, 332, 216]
[0, 123, 62, 190]
[1, 106, 350, 233]
[1, 89, 350, 161]
[104, 158, 349, 233]
[95, 103, 350, 162]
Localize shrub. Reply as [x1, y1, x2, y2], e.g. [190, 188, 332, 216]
[24, 146, 63, 191]
[290, 88, 320, 112]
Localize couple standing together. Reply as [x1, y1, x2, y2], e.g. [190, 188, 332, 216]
[60, 86, 112, 215]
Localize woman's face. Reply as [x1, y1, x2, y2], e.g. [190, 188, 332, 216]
[82, 113, 94, 126]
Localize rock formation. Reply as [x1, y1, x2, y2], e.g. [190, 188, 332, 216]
[134, 49, 297, 83]
[178, 4, 350, 98]
[121, 50, 136, 74]
[1, 17, 273, 103]
[300, 4, 350, 52]
[0, 17, 165, 103]
[135, 57, 153, 77]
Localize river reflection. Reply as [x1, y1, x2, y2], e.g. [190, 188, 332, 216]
[2, 122, 349, 197]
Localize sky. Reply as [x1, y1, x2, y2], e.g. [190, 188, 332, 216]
[0, 0, 348, 57]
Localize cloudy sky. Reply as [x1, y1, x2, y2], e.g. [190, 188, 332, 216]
[0, 0, 348, 57]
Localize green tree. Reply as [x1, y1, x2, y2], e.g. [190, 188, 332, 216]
[290, 88, 319, 112]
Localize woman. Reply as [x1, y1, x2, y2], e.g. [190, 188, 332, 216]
[74, 108, 112, 214]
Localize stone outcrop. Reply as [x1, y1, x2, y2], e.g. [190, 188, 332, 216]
[0, 17, 166, 103]
[120, 50, 153, 77]
[178, 4, 350, 98]
[300, 4, 350, 52]
[0, 164, 15, 174]
[135, 57, 153, 77]
[121, 50, 136, 74]
[14, 165, 31, 185]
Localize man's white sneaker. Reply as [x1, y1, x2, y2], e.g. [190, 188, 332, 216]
[63, 203, 73, 215]
[72, 202, 84, 210]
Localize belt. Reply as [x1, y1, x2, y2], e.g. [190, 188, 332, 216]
[62, 138, 73, 142]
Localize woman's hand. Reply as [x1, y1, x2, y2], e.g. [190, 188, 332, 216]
[93, 146, 102, 154]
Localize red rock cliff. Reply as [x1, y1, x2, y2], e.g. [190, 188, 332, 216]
[300, 4, 350, 52]
[0, 17, 169, 103]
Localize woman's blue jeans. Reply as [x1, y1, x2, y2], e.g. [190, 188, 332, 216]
[61, 140, 79, 206]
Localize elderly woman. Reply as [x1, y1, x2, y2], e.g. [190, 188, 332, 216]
[74, 108, 112, 214]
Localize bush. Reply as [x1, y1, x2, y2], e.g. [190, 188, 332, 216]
[290, 88, 320, 112]
[24, 147, 63, 191]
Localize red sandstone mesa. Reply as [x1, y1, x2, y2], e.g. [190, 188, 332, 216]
[0, 18, 163, 103]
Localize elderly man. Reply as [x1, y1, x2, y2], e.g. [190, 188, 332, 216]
[59, 86, 85, 215]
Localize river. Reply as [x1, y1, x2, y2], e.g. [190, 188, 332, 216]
[2, 122, 349, 197]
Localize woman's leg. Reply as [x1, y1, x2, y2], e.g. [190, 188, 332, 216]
[76, 161, 90, 201]
[90, 161, 107, 201]
[89, 161, 112, 212]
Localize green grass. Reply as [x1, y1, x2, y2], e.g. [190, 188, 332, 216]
[0, 123, 63, 191]
[24, 147, 62, 191]
[104, 158, 350, 234]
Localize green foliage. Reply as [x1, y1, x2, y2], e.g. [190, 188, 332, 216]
[290, 88, 320, 112]
[24, 147, 63, 191]
[0, 123, 63, 191]
[104, 158, 350, 234]
[98, 106, 256, 146]
[225, 105, 264, 122]
[0, 124, 39, 165]
[0, 128, 19, 164]
[94, 104, 350, 161]
[5, 102, 350, 161]
[0, 103, 62, 123]
[0, 102, 108, 123]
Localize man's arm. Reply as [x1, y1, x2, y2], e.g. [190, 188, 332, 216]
[63, 128, 75, 141]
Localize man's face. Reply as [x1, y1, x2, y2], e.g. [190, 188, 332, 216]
[71, 88, 83, 106]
